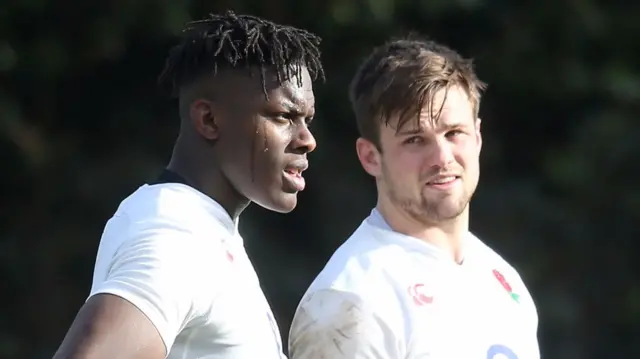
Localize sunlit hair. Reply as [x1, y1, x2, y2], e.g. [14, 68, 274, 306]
[158, 10, 325, 97]
[349, 35, 486, 149]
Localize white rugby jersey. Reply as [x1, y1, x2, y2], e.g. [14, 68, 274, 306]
[289, 209, 539, 359]
[89, 182, 286, 359]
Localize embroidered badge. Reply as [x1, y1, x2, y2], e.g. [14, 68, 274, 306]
[407, 283, 434, 306]
[492, 269, 520, 303]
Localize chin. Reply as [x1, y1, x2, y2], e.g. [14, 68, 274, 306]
[434, 201, 469, 220]
[255, 192, 298, 213]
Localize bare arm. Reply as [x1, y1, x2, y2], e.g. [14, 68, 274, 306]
[53, 293, 165, 359]
[52, 221, 211, 359]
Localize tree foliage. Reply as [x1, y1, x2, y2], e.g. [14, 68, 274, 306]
[1, 1, 638, 358]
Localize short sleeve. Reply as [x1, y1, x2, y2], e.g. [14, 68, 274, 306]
[89, 221, 211, 353]
[288, 289, 402, 359]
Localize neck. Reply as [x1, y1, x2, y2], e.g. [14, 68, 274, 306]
[167, 136, 250, 221]
[376, 196, 469, 264]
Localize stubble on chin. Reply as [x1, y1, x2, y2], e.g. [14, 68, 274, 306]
[387, 186, 470, 224]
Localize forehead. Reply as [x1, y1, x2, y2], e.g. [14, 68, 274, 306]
[217, 66, 315, 108]
[391, 85, 474, 134]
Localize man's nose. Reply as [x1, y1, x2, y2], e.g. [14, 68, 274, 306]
[429, 139, 455, 168]
[291, 123, 317, 154]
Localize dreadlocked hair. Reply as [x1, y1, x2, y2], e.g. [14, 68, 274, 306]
[158, 11, 325, 97]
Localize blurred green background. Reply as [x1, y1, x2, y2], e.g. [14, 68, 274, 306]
[1, 1, 638, 358]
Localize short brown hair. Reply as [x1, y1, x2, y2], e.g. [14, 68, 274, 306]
[348, 36, 486, 148]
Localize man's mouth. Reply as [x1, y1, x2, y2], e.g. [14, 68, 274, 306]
[283, 161, 308, 192]
[283, 169, 305, 191]
[426, 175, 460, 189]
[284, 168, 301, 176]
[427, 176, 459, 185]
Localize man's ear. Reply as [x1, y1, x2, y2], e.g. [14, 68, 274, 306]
[356, 137, 382, 177]
[475, 117, 482, 152]
[190, 99, 219, 141]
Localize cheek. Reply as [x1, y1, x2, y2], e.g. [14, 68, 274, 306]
[218, 130, 252, 169]
[384, 151, 421, 181]
[222, 115, 257, 151]
[396, 150, 427, 173]
[254, 122, 290, 169]
[455, 138, 480, 165]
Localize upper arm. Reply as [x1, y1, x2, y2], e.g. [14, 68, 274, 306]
[288, 289, 401, 359]
[54, 225, 212, 359]
[53, 293, 166, 359]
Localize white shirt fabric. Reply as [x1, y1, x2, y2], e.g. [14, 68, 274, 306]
[289, 209, 540, 359]
[89, 182, 286, 359]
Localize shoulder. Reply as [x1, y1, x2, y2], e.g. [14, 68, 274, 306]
[115, 183, 223, 229]
[289, 288, 406, 358]
[101, 183, 232, 251]
[469, 232, 524, 279]
[469, 232, 539, 318]
[294, 221, 411, 330]
[291, 289, 370, 336]
[305, 221, 402, 297]
[93, 184, 233, 288]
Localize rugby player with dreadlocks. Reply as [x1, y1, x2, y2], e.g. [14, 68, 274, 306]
[53, 11, 324, 359]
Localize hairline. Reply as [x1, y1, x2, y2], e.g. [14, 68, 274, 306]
[362, 82, 482, 150]
[177, 63, 315, 122]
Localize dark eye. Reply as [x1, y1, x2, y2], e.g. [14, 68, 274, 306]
[447, 130, 464, 138]
[305, 117, 314, 127]
[273, 113, 293, 123]
[404, 136, 423, 145]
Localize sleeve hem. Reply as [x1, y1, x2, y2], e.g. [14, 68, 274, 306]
[89, 287, 173, 356]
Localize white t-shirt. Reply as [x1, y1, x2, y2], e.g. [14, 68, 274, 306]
[289, 209, 540, 359]
[89, 182, 286, 359]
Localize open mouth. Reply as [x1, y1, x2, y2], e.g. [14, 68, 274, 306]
[283, 168, 305, 191]
[284, 168, 301, 176]
[426, 175, 461, 190]
[427, 176, 459, 185]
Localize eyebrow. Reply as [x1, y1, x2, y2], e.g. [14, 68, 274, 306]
[275, 101, 310, 117]
[396, 127, 423, 136]
[280, 89, 314, 114]
[280, 99, 303, 111]
[395, 121, 467, 136]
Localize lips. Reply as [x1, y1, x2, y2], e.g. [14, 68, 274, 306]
[284, 159, 308, 175]
[284, 168, 302, 176]
[425, 174, 461, 190]
[283, 159, 308, 192]
[427, 176, 458, 185]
